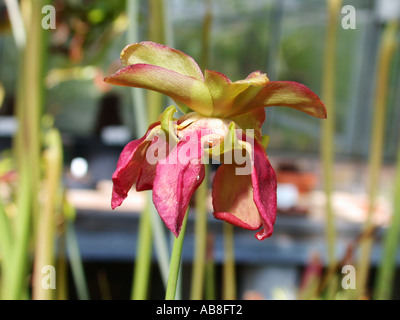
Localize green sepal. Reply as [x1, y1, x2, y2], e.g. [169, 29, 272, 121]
[204, 121, 244, 160]
[160, 105, 179, 144]
[261, 135, 270, 149]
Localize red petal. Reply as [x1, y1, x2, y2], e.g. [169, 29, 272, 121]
[111, 122, 160, 209]
[212, 138, 277, 240]
[111, 137, 150, 209]
[152, 133, 205, 236]
[252, 139, 277, 240]
[136, 135, 170, 191]
[212, 163, 263, 230]
[135, 159, 156, 192]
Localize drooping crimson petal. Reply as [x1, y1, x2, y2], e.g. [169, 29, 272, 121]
[212, 137, 277, 240]
[135, 156, 156, 192]
[251, 139, 277, 240]
[111, 122, 160, 209]
[212, 163, 263, 230]
[104, 64, 214, 116]
[152, 133, 205, 237]
[112, 137, 150, 209]
[232, 81, 327, 119]
[136, 135, 170, 191]
[120, 41, 204, 81]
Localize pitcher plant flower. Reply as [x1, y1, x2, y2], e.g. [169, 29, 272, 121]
[104, 41, 326, 240]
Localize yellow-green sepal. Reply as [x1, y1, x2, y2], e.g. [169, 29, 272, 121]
[160, 105, 179, 144]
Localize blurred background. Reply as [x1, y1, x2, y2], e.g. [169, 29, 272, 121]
[0, 0, 399, 300]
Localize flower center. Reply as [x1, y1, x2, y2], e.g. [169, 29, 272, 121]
[177, 113, 233, 148]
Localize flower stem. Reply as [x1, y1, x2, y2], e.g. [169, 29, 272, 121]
[131, 201, 153, 300]
[5, 162, 31, 300]
[321, 0, 342, 268]
[205, 234, 216, 300]
[222, 223, 236, 300]
[126, 0, 153, 300]
[374, 143, 400, 299]
[190, 165, 209, 299]
[149, 203, 171, 289]
[56, 228, 68, 300]
[200, 0, 212, 71]
[0, 195, 12, 297]
[5, 0, 47, 299]
[66, 221, 90, 300]
[32, 129, 62, 300]
[148, 0, 167, 122]
[190, 1, 213, 301]
[357, 21, 398, 299]
[165, 210, 189, 300]
[126, 0, 147, 134]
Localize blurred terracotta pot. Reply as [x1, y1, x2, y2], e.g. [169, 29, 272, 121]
[276, 170, 317, 194]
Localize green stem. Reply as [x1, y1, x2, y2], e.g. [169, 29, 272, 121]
[149, 0, 166, 44]
[56, 228, 68, 300]
[149, 1, 175, 287]
[165, 211, 189, 300]
[321, 0, 342, 267]
[0, 195, 13, 284]
[6, 0, 49, 300]
[200, 0, 212, 70]
[148, 0, 166, 122]
[374, 144, 400, 300]
[205, 234, 216, 300]
[149, 202, 171, 288]
[357, 21, 398, 299]
[0, 197, 13, 299]
[190, 166, 209, 299]
[5, 162, 31, 299]
[21, 0, 46, 241]
[190, 1, 213, 300]
[131, 203, 153, 300]
[132, 0, 168, 299]
[126, 0, 147, 134]
[32, 129, 62, 300]
[222, 223, 236, 300]
[129, 0, 174, 299]
[5, 3, 25, 295]
[97, 270, 112, 300]
[126, 0, 154, 301]
[66, 221, 90, 300]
